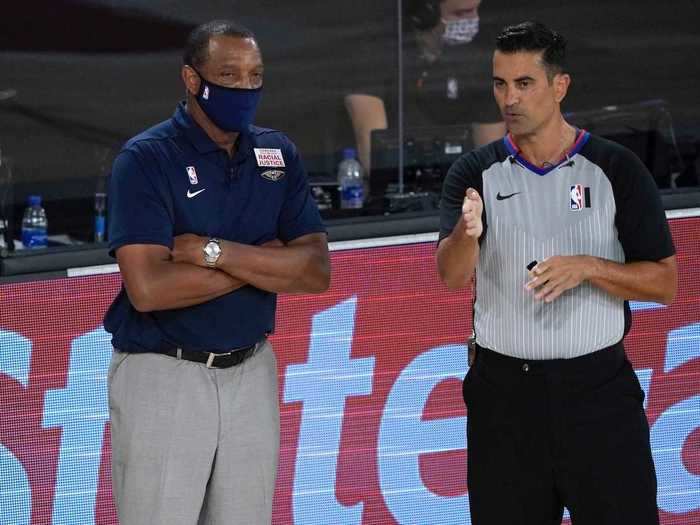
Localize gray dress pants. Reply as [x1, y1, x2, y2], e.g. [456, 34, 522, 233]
[108, 341, 279, 525]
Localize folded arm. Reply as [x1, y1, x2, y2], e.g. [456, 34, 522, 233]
[173, 233, 330, 294]
[116, 244, 246, 312]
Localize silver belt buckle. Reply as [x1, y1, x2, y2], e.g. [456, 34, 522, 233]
[206, 350, 233, 368]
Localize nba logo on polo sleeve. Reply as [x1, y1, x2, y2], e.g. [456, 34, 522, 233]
[570, 184, 591, 210]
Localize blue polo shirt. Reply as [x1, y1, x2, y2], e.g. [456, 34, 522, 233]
[103, 103, 326, 352]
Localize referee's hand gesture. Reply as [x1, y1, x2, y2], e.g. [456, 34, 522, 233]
[462, 188, 483, 239]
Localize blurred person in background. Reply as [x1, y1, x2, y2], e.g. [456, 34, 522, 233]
[345, 0, 505, 171]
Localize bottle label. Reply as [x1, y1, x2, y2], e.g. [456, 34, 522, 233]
[21, 228, 48, 248]
[95, 216, 106, 241]
[341, 184, 364, 209]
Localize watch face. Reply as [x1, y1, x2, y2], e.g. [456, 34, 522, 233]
[204, 240, 221, 260]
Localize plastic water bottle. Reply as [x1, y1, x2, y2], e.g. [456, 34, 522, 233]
[338, 148, 364, 209]
[94, 192, 107, 242]
[21, 195, 48, 248]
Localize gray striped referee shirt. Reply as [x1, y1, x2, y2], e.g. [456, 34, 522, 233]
[439, 131, 675, 360]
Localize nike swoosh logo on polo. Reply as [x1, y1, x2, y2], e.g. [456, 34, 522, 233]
[186, 188, 206, 198]
[496, 192, 521, 200]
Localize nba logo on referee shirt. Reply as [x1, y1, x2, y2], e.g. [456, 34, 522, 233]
[570, 184, 591, 210]
[186, 166, 198, 185]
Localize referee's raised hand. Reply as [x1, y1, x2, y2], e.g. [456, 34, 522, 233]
[462, 187, 483, 239]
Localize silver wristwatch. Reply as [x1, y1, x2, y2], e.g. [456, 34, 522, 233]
[203, 238, 222, 267]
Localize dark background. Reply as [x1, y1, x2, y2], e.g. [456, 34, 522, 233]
[1, 0, 699, 240]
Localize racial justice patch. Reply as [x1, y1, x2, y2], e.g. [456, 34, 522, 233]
[254, 148, 285, 167]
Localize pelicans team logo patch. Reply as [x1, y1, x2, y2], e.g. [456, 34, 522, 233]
[570, 184, 591, 210]
[260, 169, 285, 182]
[186, 166, 198, 185]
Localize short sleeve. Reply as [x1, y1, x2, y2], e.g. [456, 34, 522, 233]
[108, 148, 174, 257]
[611, 149, 675, 262]
[277, 143, 326, 243]
[438, 154, 485, 242]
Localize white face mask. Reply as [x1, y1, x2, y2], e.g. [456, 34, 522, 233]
[441, 16, 480, 46]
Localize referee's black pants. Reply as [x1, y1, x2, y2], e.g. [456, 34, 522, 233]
[463, 343, 659, 525]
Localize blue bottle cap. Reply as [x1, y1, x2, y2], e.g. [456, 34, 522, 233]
[342, 148, 357, 160]
[28, 195, 41, 206]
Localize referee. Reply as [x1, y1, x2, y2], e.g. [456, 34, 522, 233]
[437, 21, 676, 525]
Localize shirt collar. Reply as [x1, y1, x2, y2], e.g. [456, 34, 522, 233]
[503, 128, 590, 176]
[172, 101, 255, 159]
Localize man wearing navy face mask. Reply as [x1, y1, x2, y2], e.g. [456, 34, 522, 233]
[346, 0, 505, 171]
[104, 20, 329, 525]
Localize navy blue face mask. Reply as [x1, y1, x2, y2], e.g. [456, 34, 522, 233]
[191, 68, 263, 132]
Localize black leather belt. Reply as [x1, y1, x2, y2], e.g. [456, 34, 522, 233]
[163, 342, 259, 369]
